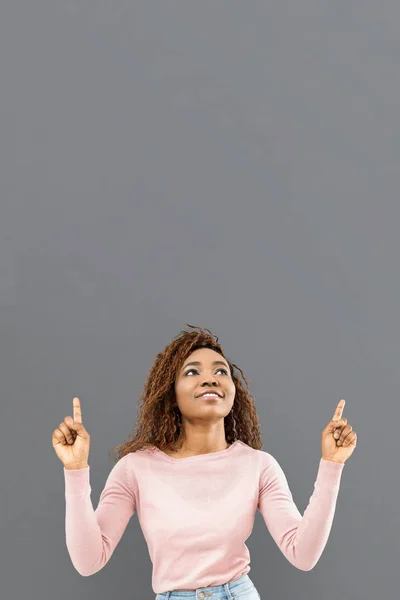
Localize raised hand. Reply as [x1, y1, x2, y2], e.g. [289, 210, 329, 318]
[52, 397, 90, 469]
[321, 399, 357, 464]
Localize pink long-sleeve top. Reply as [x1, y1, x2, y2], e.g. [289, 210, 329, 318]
[64, 440, 344, 592]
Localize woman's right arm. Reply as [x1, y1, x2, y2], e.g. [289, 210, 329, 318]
[52, 398, 136, 576]
[64, 456, 135, 576]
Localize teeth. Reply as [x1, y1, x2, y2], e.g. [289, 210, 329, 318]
[202, 393, 219, 398]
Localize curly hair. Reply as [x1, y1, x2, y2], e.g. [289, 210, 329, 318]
[109, 324, 262, 464]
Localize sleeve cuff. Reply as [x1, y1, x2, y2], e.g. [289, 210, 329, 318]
[64, 465, 91, 495]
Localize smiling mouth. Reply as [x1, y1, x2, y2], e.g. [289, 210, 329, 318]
[200, 393, 221, 400]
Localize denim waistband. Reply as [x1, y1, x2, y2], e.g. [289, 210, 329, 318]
[156, 573, 256, 600]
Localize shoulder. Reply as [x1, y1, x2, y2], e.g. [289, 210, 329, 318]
[233, 441, 283, 476]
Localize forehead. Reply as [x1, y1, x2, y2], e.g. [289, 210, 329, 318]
[181, 347, 228, 368]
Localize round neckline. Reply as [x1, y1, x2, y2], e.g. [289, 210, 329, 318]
[153, 440, 240, 462]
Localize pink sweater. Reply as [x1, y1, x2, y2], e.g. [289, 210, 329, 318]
[64, 440, 344, 592]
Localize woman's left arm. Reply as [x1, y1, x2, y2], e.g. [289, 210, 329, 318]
[257, 399, 357, 571]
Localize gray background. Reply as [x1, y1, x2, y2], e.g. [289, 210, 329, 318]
[1, 1, 398, 599]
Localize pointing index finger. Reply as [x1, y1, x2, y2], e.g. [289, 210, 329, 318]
[73, 397, 82, 423]
[332, 399, 345, 422]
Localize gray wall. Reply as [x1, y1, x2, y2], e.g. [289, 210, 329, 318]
[1, 2, 398, 599]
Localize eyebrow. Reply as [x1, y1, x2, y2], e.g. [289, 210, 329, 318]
[181, 360, 229, 371]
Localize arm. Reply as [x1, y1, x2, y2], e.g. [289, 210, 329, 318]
[257, 454, 344, 571]
[64, 455, 135, 576]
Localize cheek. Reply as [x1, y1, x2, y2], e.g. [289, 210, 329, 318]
[175, 378, 192, 396]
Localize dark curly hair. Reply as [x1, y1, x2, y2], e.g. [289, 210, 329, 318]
[109, 324, 262, 464]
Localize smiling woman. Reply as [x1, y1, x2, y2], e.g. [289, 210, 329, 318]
[167, 346, 238, 455]
[109, 323, 263, 460]
[62, 323, 346, 598]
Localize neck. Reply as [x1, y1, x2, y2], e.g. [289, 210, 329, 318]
[170, 439, 230, 454]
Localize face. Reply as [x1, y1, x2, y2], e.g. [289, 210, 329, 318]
[174, 347, 236, 425]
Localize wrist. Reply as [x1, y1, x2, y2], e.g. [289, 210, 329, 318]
[64, 463, 89, 470]
[322, 457, 345, 464]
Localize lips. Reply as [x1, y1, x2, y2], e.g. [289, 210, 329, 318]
[197, 390, 223, 398]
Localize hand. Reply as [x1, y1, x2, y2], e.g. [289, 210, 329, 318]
[321, 399, 357, 464]
[52, 397, 90, 468]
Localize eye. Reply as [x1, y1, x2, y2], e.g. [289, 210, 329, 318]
[185, 368, 228, 376]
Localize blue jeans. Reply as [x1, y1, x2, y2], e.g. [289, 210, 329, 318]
[156, 574, 261, 600]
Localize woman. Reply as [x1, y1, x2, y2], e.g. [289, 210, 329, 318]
[52, 324, 357, 599]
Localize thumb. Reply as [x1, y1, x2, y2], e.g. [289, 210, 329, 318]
[65, 416, 86, 434]
[325, 417, 346, 433]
